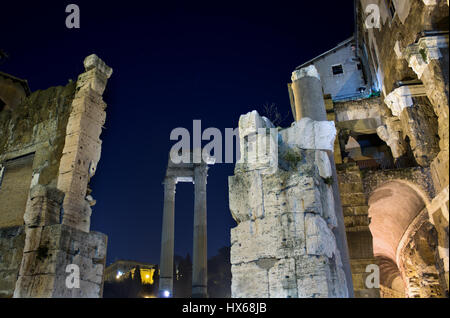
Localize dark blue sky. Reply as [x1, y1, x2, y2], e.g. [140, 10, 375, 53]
[1, 1, 354, 265]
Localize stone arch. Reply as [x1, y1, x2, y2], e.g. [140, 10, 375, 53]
[367, 179, 444, 297]
[362, 167, 434, 205]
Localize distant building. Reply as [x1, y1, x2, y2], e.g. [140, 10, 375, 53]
[290, 36, 373, 103]
[105, 260, 157, 285]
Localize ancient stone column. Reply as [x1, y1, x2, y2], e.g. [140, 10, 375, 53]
[192, 164, 208, 298]
[291, 65, 327, 122]
[291, 65, 355, 297]
[159, 176, 176, 297]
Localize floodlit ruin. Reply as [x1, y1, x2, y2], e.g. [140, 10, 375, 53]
[229, 0, 449, 298]
[1, 0, 449, 299]
[0, 54, 112, 297]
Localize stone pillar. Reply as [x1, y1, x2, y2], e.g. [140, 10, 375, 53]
[14, 185, 107, 298]
[192, 165, 208, 298]
[291, 65, 327, 121]
[57, 54, 113, 233]
[13, 55, 110, 298]
[229, 110, 348, 298]
[159, 176, 177, 297]
[291, 65, 354, 297]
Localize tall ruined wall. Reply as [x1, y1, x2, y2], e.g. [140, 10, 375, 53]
[0, 82, 76, 297]
[337, 163, 379, 298]
[357, 0, 449, 294]
[229, 111, 349, 298]
[0, 54, 111, 298]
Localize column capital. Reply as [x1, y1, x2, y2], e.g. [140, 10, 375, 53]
[291, 65, 320, 82]
[83, 54, 113, 79]
[404, 34, 449, 78]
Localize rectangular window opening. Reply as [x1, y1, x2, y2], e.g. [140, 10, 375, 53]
[332, 64, 344, 75]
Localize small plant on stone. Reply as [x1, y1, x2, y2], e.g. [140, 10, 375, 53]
[260, 103, 290, 128]
[283, 149, 302, 169]
[322, 176, 334, 185]
[419, 48, 428, 63]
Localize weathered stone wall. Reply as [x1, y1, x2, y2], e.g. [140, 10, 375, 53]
[0, 154, 34, 227]
[57, 54, 113, 233]
[0, 226, 25, 298]
[0, 81, 76, 298]
[229, 111, 349, 298]
[358, 0, 448, 97]
[334, 97, 383, 133]
[0, 72, 29, 111]
[14, 223, 107, 298]
[357, 1, 449, 294]
[337, 163, 379, 298]
[0, 54, 112, 298]
[397, 210, 445, 298]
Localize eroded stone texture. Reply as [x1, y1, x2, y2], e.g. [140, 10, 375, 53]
[399, 97, 440, 166]
[0, 55, 111, 298]
[396, 210, 445, 298]
[337, 163, 379, 298]
[14, 222, 107, 298]
[57, 55, 112, 233]
[229, 111, 348, 298]
[0, 226, 25, 298]
[376, 117, 407, 159]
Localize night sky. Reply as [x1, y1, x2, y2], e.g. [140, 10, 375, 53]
[1, 1, 355, 266]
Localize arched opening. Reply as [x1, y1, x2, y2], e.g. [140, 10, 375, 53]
[368, 181, 444, 297]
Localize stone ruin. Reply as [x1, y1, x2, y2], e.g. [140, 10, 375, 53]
[159, 150, 215, 298]
[228, 66, 353, 298]
[0, 54, 112, 297]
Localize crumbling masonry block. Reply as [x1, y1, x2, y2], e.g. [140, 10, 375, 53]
[229, 110, 349, 298]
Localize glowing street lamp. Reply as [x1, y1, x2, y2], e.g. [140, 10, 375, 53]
[159, 290, 171, 298]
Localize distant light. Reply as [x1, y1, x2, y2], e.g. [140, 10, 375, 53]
[145, 274, 150, 279]
[163, 290, 171, 298]
[116, 271, 123, 279]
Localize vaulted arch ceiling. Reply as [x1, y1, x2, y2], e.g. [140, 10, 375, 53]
[368, 181, 425, 262]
